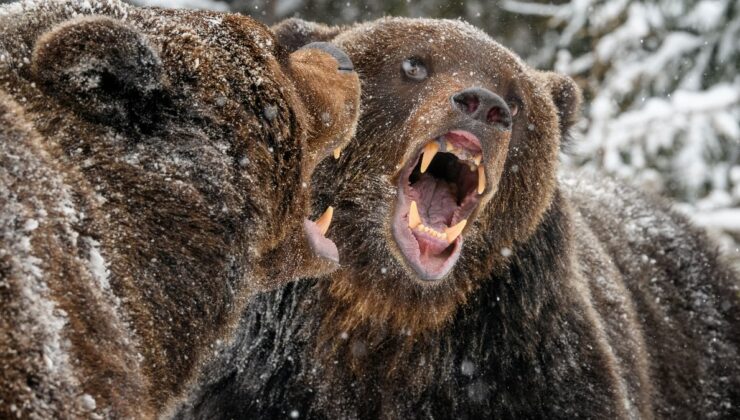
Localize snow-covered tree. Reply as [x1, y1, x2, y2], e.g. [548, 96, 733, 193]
[503, 0, 739, 260]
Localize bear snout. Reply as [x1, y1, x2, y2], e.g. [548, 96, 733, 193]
[451, 87, 512, 129]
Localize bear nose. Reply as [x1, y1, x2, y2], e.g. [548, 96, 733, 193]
[451, 87, 511, 129]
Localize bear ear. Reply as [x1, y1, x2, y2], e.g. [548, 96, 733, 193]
[541, 72, 582, 145]
[271, 18, 345, 53]
[31, 16, 168, 130]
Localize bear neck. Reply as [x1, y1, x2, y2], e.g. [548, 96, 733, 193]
[312, 188, 574, 380]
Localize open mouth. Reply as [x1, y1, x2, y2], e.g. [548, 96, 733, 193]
[392, 130, 486, 280]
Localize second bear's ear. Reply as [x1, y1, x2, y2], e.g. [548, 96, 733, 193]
[31, 16, 168, 130]
[541, 72, 582, 140]
[271, 18, 345, 53]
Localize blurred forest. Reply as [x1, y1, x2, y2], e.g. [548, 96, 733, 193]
[11, 0, 740, 266]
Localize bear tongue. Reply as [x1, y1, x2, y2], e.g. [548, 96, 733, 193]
[409, 173, 457, 231]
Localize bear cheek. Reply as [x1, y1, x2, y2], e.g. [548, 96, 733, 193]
[287, 50, 359, 163]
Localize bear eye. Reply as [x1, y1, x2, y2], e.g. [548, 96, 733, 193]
[509, 102, 519, 117]
[507, 97, 522, 117]
[402, 58, 428, 81]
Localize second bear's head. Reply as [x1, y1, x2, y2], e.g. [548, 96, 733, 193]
[274, 17, 581, 330]
[25, 12, 360, 287]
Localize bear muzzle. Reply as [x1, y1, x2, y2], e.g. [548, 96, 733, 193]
[451, 87, 513, 130]
[391, 130, 493, 281]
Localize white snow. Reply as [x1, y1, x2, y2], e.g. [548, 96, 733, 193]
[78, 394, 97, 411]
[0, 185, 77, 410]
[85, 237, 111, 292]
[131, 0, 229, 12]
[687, 209, 740, 232]
[510, 0, 739, 267]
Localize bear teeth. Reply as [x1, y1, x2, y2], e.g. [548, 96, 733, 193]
[415, 224, 446, 240]
[314, 206, 334, 236]
[420, 138, 484, 178]
[408, 200, 468, 244]
[411, 219, 468, 243]
[420, 142, 439, 173]
[445, 219, 467, 243]
[478, 165, 485, 194]
[333, 147, 342, 159]
[409, 201, 421, 229]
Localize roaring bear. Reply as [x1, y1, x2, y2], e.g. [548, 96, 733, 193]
[0, 0, 359, 417]
[177, 18, 740, 419]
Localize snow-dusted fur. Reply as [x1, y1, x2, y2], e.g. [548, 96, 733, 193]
[0, 1, 359, 417]
[177, 18, 740, 419]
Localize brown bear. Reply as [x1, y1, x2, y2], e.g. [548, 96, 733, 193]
[176, 17, 740, 419]
[0, 0, 359, 417]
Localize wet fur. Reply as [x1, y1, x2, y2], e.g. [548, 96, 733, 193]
[177, 17, 740, 419]
[0, 1, 359, 417]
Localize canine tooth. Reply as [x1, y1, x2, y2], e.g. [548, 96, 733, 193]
[446, 141, 455, 152]
[408, 201, 421, 229]
[333, 147, 342, 159]
[445, 219, 467, 243]
[477, 166, 485, 194]
[473, 154, 482, 166]
[315, 206, 334, 236]
[420, 142, 439, 173]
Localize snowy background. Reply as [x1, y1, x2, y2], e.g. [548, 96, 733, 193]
[6, 0, 737, 268]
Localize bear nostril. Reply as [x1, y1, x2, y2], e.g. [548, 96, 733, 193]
[487, 106, 511, 128]
[453, 93, 479, 114]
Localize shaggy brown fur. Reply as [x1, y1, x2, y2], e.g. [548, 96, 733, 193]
[287, 17, 574, 336]
[0, 1, 359, 417]
[178, 18, 739, 419]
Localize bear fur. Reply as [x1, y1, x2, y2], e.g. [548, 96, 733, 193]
[177, 18, 740, 419]
[0, 1, 359, 417]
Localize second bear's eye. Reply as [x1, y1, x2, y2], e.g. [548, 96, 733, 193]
[402, 58, 428, 81]
[507, 96, 523, 118]
[509, 102, 519, 117]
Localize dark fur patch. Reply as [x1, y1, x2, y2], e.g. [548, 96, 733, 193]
[0, 1, 359, 417]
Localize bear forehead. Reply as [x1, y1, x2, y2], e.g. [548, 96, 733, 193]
[142, 13, 274, 68]
[335, 17, 526, 70]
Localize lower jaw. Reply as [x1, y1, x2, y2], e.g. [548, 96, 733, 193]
[391, 199, 463, 281]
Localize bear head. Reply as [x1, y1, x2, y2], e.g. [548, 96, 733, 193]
[7, 9, 361, 288]
[273, 17, 580, 332]
[0, 2, 361, 412]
